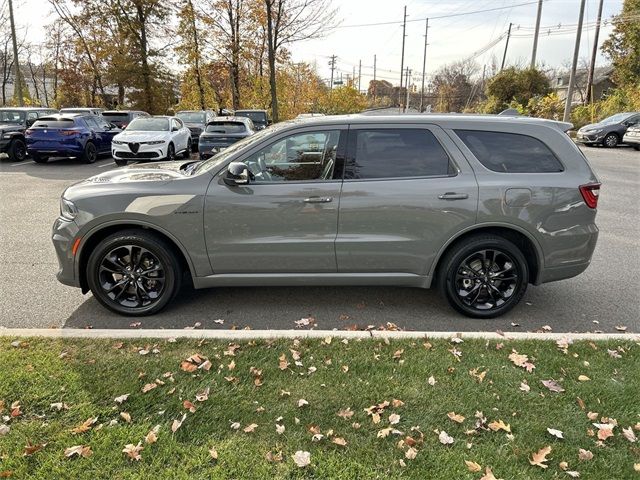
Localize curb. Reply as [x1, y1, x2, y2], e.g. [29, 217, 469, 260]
[0, 328, 637, 341]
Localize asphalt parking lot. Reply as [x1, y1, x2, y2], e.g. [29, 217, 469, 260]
[1, 146, 639, 333]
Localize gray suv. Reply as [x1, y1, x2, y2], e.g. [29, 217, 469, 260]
[52, 115, 601, 318]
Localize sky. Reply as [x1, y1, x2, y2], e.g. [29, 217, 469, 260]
[15, 0, 625, 90]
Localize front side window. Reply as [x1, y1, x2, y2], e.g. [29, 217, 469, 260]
[347, 128, 453, 179]
[0, 110, 25, 123]
[455, 130, 563, 173]
[244, 130, 341, 182]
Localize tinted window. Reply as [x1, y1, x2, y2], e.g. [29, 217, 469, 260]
[32, 118, 75, 128]
[176, 112, 206, 123]
[103, 112, 131, 122]
[0, 110, 25, 123]
[84, 116, 100, 129]
[244, 130, 341, 182]
[206, 122, 247, 134]
[127, 118, 169, 131]
[236, 111, 267, 124]
[348, 129, 452, 179]
[455, 130, 563, 173]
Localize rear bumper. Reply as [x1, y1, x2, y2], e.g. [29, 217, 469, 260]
[538, 227, 598, 284]
[27, 140, 84, 157]
[539, 261, 591, 284]
[52, 217, 81, 288]
[622, 134, 640, 146]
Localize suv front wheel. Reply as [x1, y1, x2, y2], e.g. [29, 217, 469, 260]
[439, 234, 529, 318]
[87, 230, 182, 316]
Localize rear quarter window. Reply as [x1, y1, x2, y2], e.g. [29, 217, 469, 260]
[455, 130, 564, 173]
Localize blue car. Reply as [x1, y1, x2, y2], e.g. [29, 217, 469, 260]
[25, 114, 120, 163]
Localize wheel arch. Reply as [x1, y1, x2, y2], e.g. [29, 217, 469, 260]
[430, 224, 544, 286]
[77, 221, 194, 293]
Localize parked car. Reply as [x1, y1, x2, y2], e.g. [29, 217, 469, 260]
[234, 109, 271, 130]
[102, 110, 150, 129]
[576, 112, 640, 147]
[198, 116, 255, 159]
[296, 113, 326, 119]
[60, 107, 104, 116]
[111, 116, 191, 166]
[0, 107, 58, 162]
[53, 114, 601, 318]
[25, 113, 120, 163]
[622, 125, 640, 151]
[176, 110, 216, 151]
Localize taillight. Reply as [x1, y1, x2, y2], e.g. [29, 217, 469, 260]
[579, 183, 601, 209]
[61, 129, 81, 136]
[122, 123, 128, 129]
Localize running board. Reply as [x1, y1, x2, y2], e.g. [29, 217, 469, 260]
[192, 272, 432, 289]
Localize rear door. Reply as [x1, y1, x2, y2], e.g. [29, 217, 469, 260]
[336, 124, 478, 276]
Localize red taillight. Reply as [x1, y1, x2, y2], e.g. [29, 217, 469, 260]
[61, 129, 81, 136]
[579, 183, 601, 209]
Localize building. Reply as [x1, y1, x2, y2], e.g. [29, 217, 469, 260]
[554, 66, 615, 105]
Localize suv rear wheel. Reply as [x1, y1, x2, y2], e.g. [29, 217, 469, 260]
[439, 234, 529, 318]
[9, 138, 27, 162]
[81, 142, 98, 163]
[87, 230, 182, 316]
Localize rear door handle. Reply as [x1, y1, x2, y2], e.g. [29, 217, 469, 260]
[438, 192, 469, 200]
[304, 196, 333, 203]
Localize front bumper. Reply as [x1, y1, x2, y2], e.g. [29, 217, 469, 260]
[52, 217, 81, 288]
[575, 131, 604, 144]
[112, 143, 166, 161]
[622, 133, 640, 146]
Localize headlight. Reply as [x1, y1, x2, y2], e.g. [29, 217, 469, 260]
[60, 198, 78, 221]
[146, 140, 166, 145]
[112, 140, 124, 145]
[584, 129, 601, 134]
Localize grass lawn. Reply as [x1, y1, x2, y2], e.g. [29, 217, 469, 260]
[0, 335, 638, 479]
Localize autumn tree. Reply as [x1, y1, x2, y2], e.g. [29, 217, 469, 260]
[431, 60, 477, 112]
[176, 0, 206, 110]
[602, 0, 640, 87]
[483, 67, 550, 113]
[262, 0, 337, 122]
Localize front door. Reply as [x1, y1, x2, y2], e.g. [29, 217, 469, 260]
[336, 124, 478, 276]
[204, 126, 347, 273]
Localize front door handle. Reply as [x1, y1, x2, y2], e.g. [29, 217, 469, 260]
[438, 192, 469, 200]
[304, 196, 333, 203]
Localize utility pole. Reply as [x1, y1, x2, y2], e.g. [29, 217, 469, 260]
[8, 0, 23, 106]
[501, 22, 512, 71]
[420, 18, 429, 112]
[399, 5, 407, 110]
[405, 68, 412, 112]
[373, 54, 377, 102]
[358, 59, 362, 92]
[586, 0, 604, 103]
[563, 0, 587, 122]
[328, 55, 337, 90]
[530, 0, 543, 68]
[352, 66, 355, 88]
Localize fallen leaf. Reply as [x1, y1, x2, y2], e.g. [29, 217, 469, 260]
[488, 419, 511, 433]
[292, 450, 311, 467]
[297, 399, 309, 408]
[519, 381, 530, 392]
[23, 442, 46, 456]
[142, 383, 158, 393]
[377, 428, 392, 438]
[465, 460, 482, 472]
[547, 428, 564, 439]
[593, 423, 615, 441]
[622, 427, 637, 443]
[0, 425, 9, 436]
[587, 412, 598, 421]
[196, 387, 210, 402]
[145, 425, 160, 444]
[114, 394, 129, 404]
[634, 464, 640, 472]
[577, 375, 590, 382]
[509, 350, 536, 372]
[480, 466, 503, 480]
[171, 414, 186, 433]
[278, 353, 289, 370]
[578, 449, 593, 461]
[120, 412, 132, 423]
[332, 437, 347, 446]
[529, 446, 552, 468]
[337, 408, 354, 419]
[265, 450, 283, 462]
[389, 413, 401, 425]
[447, 412, 465, 424]
[607, 349, 622, 359]
[243, 423, 258, 433]
[71, 417, 98, 435]
[428, 376, 437, 386]
[566, 471, 580, 478]
[214, 319, 224, 324]
[64, 445, 92, 458]
[122, 442, 143, 461]
[438, 430, 454, 445]
[541, 379, 565, 393]
[50, 402, 69, 411]
[615, 325, 627, 332]
[275, 423, 285, 434]
[183, 400, 196, 413]
[405, 447, 417, 459]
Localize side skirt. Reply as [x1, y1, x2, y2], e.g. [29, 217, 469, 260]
[192, 273, 432, 289]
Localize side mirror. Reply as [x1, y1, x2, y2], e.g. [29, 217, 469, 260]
[224, 162, 250, 186]
[26, 118, 35, 127]
[172, 127, 179, 132]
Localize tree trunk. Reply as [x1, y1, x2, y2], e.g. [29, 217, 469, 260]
[265, 0, 278, 122]
[136, 4, 154, 113]
[187, 0, 205, 110]
[228, 0, 241, 110]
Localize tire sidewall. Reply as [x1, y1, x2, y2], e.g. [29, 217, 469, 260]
[603, 133, 618, 148]
[167, 143, 175, 160]
[83, 142, 97, 163]
[440, 237, 529, 319]
[87, 232, 181, 316]
[10, 138, 27, 161]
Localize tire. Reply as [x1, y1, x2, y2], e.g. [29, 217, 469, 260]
[8, 138, 27, 162]
[86, 230, 182, 316]
[181, 139, 191, 159]
[81, 141, 98, 163]
[115, 159, 128, 167]
[633, 145, 640, 151]
[166, 143, 176, 161]
[31, 153, 48, 163]
[602, 133, 619, 148]
[438, 234, 529, 319]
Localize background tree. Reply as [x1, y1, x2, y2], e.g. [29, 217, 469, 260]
[483, 67, 550, 113]
[176, 0, 206, 110]
[431, 60, 477, 112]
[602, 0, 640, 87]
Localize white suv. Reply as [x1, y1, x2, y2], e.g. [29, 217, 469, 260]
[111, 116, 191, 166]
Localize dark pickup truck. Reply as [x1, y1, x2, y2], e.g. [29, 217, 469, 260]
[0, 107, 58, 162]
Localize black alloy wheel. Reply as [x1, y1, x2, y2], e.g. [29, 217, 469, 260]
[10, 138, 27, 162]
[603, 133, 619, 148]
[82, 142, 98, 163]
[87, 231, 182, 316]
[440, 235, 528, 318]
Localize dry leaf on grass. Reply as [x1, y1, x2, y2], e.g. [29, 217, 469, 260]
[405, 447, 417, 460]
[547, 428, 564, 439]
[297, 399, 309, 408]
[145, 425, 160, 444]
[337, 408, 354, 419]
[64, 445, 92, 458]
[122, 442, 143, 461]
[23, 442, 46, 456]
[71, 417, 98, 435]
[541, 379, 565, 393]
[292, 450, 311, 467]
[438, 430, 454, 445]
[142, 383, 158, 393]
[529, 446, 552, 469]
[428, 375, 437, 386]
[114, 394, 129, 404]
[389, 413, 401, 425]
[622, 427, 637, 443]
[171, 414, 186, 433]
[488, 419, 511, 433]
[593, 423, 615, 441]
[578, 449, 593, 461]
[447, 412, 465, 424]
[465, 460, 482, 472]
[508, 350, 535, 372]
[332, 437, 347, 446]
[276, 424, 285, 434]
[479, 466, 503, 480]
[120, 412, 132, 423]
[243, 423, 258, 433]
[209, 447, 218, 460]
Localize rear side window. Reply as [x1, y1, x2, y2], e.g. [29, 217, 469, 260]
[348, 128, 453, 179]
[455, 130, 563, 173]
[206, 122, 247, 134]
[32, 118, 75, 128]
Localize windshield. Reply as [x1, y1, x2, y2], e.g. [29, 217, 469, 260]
[177, 112, 206, 123]
[0, 110, 25, 123]
[600, 113, 632, 125]
[126, 118, 169, 132]
[193, 122, 288, 175]
[235, 111, 267, 124]
[205, 122, 247, 134]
